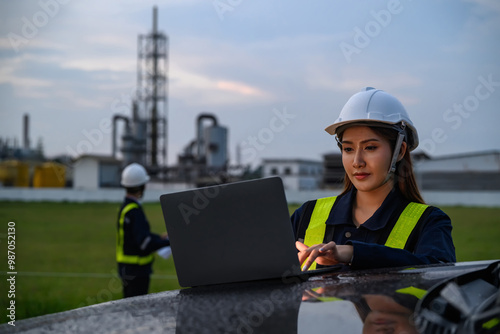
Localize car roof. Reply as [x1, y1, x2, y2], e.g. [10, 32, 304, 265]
[6, 260, 498, 334]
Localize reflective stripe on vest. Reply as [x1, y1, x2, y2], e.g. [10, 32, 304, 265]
[303, 196, 337, 270]
[116, 203, 154, 265]
[303, 198, 428, 270]
[384, 202, 429, 249]
[395, 286, 427, 299]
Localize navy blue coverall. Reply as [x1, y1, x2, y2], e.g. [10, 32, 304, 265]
[291, 187, 456, 269]
[117, 196, 170, 298]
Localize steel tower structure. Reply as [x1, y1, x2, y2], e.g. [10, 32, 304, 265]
[136, 6, 168, 174]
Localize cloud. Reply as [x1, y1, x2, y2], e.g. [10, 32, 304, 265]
[304, 61, 422, 97]
[466, 0, 500, 13]
[441, 0, 500, 56]
[0, 55, 54, 99]
[170, 61, 274, 107]
[216, 80, 267, 97]
[60, 57, 136, 73]
[0, 37, 16, 50]
[0, 34, 68, 52]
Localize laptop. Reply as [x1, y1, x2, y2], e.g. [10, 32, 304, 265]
[159, 177, 340, 287]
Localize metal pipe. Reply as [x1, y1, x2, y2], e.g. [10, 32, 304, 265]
[196, 113, 218, 160]
[112, 115, 130, 159]
[23, 114, 30, 149]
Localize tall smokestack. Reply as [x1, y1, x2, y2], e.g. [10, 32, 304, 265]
[23, 113, 30, 149]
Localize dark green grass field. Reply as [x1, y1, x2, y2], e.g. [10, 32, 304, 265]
[0, 201, 499, 323]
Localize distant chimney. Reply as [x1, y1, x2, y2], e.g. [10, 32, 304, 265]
[23, 113, 30, 149]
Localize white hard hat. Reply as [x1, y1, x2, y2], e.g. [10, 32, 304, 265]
[325, 87, 419, 151]
[121, 163, 150, 187]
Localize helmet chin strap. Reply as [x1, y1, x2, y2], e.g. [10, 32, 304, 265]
[384, 122, 407, 184]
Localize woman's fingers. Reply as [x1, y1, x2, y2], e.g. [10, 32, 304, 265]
[302, 247, 322, 271]
[296, 241, 326, 271]
[295, 241, 308, 252]
[321, 243, 354, 264]
[296, 240, 354, 270]
[318, 241, 337, 253]
[296, 241, 312, 265]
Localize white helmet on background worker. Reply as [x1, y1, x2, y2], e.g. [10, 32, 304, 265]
[324, 87, 419, 151]
[121, 163, 150, 187]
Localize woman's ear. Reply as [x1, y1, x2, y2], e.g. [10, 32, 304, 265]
[398, 141, 407, 162]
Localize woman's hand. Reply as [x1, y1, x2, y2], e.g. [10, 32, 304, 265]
[296, 241, 353, 271]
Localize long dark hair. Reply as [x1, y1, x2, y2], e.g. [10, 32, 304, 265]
[337, 126, 425, 204]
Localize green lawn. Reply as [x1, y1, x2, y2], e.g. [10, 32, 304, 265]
[0, 201, 499, 323]
[0, 201, 180, 322]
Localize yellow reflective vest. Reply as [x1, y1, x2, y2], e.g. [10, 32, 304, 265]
[116, 203, 155, 265]
[303, 196, 429, 270]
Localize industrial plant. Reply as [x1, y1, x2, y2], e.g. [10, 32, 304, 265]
[1, 6, 499, 197]
[0, 113, 67, 188]
[110, 6, 234, 186]
[0, 7, 238, 189]
[112, 6, 168, 174]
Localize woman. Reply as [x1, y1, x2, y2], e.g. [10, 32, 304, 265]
[292, 87, 455, 271]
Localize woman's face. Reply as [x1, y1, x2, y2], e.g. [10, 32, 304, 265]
[362, 294, 417, 334]
[340, 126, 394, 194]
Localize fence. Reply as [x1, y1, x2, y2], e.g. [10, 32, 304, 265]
[1, 187, 499, 207]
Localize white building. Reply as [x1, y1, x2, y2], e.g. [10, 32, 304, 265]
[262, 159, 323, 191]
[73, 155, 122, 190]
[413, 150, 500, 190]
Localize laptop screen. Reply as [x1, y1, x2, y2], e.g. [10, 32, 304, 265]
[160, 177, 302, 287]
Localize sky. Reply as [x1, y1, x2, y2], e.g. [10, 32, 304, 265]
[0, 0, 499, 168]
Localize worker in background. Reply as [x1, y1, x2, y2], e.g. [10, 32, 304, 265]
[117, 163, 170, 298]
[293, 87, 456, 270]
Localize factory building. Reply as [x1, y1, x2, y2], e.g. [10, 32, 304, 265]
[414, 150, 500, 191]
[175, 113, 229, 186]
[73, 155, 121, 190]
[262, 159, 323, 191]
[322, 150, 500, 191]
[322, 153, 344, 189]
